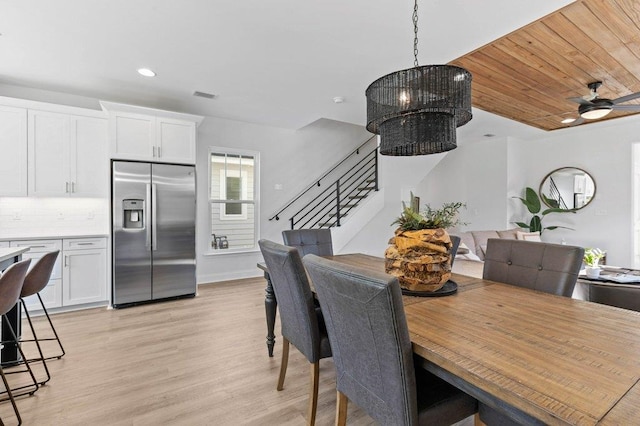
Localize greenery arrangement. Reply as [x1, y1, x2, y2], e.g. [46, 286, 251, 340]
[513, 187, 575, 234]
[392, 194, 466, 231]
[583, 248, 605, 268]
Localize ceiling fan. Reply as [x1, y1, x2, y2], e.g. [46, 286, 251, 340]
[565, 81, 640, 125]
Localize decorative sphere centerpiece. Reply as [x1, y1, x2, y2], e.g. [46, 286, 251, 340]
[385, 196, 465, 292]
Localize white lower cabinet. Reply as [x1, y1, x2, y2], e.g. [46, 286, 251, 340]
[62, 238, 107, 306]
[9, 237, 107, 312]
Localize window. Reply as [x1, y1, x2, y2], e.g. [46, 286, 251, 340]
[209, 149, 259, 252]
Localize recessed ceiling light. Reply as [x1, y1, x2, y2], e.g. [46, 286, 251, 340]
[483, 133, 495, 138]
[561, 118, 576, 124]
[137, 68, 156, 77]
[333, 96, 345, 104]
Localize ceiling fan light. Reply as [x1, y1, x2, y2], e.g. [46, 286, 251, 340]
[580, 107, 612, 120]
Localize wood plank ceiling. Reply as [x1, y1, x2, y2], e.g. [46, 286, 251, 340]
[449, 0, 640, 131]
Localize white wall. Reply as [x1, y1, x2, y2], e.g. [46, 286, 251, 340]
[402, 115, 640, 267]
[339, 151, 448, 256]
[196, 116, 371, 283]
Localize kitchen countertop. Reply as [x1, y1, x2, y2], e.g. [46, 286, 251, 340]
[0, 234, 108, 242]
[0, 246, 30, 263]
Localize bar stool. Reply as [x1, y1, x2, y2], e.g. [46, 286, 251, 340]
[19, 250, 64, 386]
[0, 258, 40, 425]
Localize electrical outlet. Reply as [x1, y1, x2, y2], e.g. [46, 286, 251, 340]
[57, 211, 65, 220]
[87, 211, 95, 220]
[595, 209, 608, 216]
[12, 210, 21, 220]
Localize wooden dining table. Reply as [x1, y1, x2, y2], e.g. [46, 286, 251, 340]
[258, 253, 640, 425]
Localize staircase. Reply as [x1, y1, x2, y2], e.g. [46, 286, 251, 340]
[269, 137, 379, 230]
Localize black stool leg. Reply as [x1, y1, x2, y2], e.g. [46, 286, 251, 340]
[0, 366, 21, 425]
[20, 302, 51, 385]
[0, 315, 38, 397]
[36, 294, 65, 359]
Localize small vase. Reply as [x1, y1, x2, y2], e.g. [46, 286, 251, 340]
[585, 266, 601, 279]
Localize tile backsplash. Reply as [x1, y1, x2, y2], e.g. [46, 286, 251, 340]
[0, 197, 109, 239]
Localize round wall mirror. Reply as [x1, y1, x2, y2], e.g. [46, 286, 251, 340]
[539, 167, 596, 210]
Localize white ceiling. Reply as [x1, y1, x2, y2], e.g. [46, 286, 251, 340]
[0, 0, 574, 140]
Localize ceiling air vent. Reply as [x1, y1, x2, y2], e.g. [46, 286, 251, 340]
[193, 91, 216, 99]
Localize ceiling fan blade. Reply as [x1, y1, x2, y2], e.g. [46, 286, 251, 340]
[570, 117, 585, 126]
[567, 97, 592, 105]
[612, 92, 640, 105]
[611, 104, 640, 111]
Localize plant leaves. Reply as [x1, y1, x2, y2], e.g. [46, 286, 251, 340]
[524, 187, 541, 214]
[529, 215, 541, 232]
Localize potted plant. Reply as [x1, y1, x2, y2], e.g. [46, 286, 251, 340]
[584, 247, 605, 279]
[385, 194, 465, 292]
[513, 187, 575, 234]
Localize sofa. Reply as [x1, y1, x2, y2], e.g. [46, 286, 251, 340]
[450, 228, 525, 277]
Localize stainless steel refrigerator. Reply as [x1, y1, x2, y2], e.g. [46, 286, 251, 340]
[112, 161, 196, 307]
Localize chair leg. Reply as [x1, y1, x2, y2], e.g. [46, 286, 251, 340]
[335, 390, 348, 426]
[20, 301, 51, 385]
[0, 315, 38, 397]
[0, 366, 21, 425]
[276, 337, 289, 391]
[306, 361, 319, 426]
[36, 294, 65, 360]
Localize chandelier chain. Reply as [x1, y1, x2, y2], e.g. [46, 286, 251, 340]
[413, 0, 419, 67]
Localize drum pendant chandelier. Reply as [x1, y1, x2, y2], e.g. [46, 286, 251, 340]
[366, 0, 472, 156]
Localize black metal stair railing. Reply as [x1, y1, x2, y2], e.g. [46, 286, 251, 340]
[268, 137, 379, 230]
[548, 177, 569, 209]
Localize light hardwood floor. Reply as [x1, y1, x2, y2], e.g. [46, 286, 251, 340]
[0, 278, 376, 425]
[1, 277, 474, 425]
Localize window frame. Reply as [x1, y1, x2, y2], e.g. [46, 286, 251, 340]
[208, 147, 260, 254]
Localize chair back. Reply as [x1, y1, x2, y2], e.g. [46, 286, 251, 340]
[449, 235, 461, 268]
[303, 254, 418, 425]
[21, 250, 60, 298]
[483, 239, 584, 297]
[589, 284, 640, 312]
[258, 239, 327, 363]
[0, 259, 32, 315]
[282, 229, 333, 256]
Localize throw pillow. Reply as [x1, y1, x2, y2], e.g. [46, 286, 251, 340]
[516, 231, 541, 242]
[457, 242, 470, 254]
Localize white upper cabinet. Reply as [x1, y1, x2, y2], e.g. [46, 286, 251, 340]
[28, 110, 107, 197]
[71, 115, 108, 196]
[101, 101, 203, 165]
[0, 105, 28, 196]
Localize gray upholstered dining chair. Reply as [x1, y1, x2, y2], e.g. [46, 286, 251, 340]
[449, 235, 461, 268]
[482, 238, 584, 297]
[282, 229, 333, 257]
[303, 254, 477, 426]
[479, 238, 584, 425]
[257, 239, 331, 426]
[589, 283, 640, 312]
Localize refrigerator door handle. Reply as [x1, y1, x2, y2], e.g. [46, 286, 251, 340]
[145, 183, 152, 250]
[152, 183, 158, 251]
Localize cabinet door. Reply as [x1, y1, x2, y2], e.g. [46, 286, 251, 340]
[28, 110, 71, 196]
[157, 118, 196, 164]
[63, 248, 107, 306]
[15, 241, 63, 311]
[0, 106, 27, 196]
[110, 112, 155, 161]
[71, 116, 108, 196]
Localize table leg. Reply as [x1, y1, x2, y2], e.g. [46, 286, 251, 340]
[264, 271, 277, 357]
